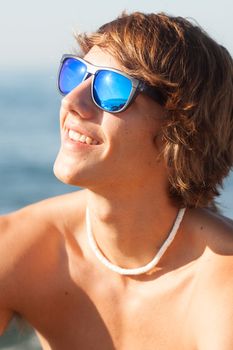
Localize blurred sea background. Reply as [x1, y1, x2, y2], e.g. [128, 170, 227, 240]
[0, 69, 77, 214]
[0, 0, 232, 349]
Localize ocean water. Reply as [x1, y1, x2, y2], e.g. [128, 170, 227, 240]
[0, 69, 232, 349]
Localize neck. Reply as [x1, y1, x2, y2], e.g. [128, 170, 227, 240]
[86, 185, 183, 270]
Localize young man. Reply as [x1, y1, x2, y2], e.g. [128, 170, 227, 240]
[0, 12, 233, 350]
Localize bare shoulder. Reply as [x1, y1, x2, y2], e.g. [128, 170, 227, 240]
[1, 187, 86, 234]
[191, 207, 233, 285]
[189, 207, 233, 254]
[0, 189, 87, 263]
[0, 189, 87, 252]
[0, 189, 86, 334]
[190, 209, 233, 349]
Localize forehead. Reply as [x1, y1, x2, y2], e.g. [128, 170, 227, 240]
[84, 45, 122, 70]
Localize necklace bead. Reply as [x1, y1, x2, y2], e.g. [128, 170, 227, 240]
[86, 207, 186, 275]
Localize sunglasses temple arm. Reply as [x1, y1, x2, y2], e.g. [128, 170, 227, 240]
[139, 82, 166, 106]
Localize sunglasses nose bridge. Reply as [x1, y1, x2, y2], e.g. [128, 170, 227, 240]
[87, 64, 98, 75]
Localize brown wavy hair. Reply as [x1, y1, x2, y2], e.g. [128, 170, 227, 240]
[76, 12, 233, 208]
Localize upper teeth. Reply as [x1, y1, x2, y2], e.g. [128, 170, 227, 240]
[68, 129, 99, 145]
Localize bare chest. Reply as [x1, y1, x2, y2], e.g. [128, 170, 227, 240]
[19, 265, 196, 350]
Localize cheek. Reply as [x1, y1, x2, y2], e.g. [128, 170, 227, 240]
[101, 110, 162, 162]
[101, 114, 125, 142]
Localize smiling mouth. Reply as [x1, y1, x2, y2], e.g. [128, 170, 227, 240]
[68, 129, 100, 145]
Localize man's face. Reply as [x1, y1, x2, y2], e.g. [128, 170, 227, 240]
[54, 45, 167, 192]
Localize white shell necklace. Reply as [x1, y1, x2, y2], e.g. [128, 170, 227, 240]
[86, 207, 186, 276]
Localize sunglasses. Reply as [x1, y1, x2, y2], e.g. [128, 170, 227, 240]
[58, 55, 164, 113]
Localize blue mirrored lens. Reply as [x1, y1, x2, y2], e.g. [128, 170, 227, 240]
[59, 58, 87, 94]
[93, 70, 132, 112]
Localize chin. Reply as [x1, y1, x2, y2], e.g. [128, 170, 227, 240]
[53, 151, 80, 186]
[53, 150, 97, 188]
[53, 162, 75, 186]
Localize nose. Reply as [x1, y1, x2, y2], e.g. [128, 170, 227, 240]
[61, 77, 100, 119]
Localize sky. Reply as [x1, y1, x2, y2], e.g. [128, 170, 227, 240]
[0, 0, 232, 69]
